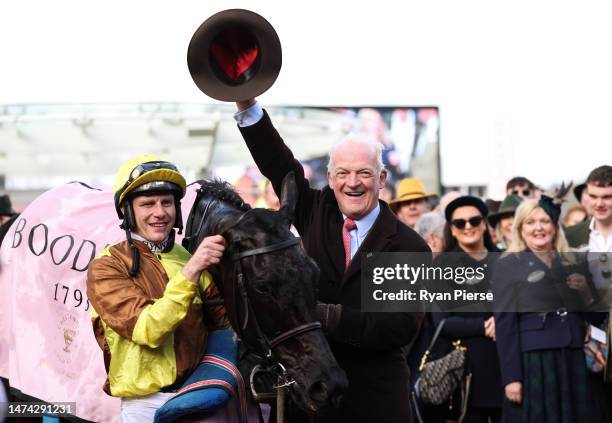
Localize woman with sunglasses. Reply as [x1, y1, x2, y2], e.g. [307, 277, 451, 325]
[431, 196, 503, 423]
[492, 196, 603, 423]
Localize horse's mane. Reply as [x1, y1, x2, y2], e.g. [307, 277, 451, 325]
[193, 179, 251, 212]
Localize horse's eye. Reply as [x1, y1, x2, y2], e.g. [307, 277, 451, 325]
[252, 280, 273, 296]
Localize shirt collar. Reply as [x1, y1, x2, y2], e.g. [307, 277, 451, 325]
[589, 217, 598, 233]
[343, 203, 380, 235]
[131, 233, 172, 254]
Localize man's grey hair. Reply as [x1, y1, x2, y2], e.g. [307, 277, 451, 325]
[414, 211, 446, 239]
[327, 133, 385, 174]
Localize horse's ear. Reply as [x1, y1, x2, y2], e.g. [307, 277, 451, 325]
[279, 171, 297, 225]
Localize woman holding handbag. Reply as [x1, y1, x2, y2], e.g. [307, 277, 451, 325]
[432, 196, 503, 423]
[492, 193, 604, 423]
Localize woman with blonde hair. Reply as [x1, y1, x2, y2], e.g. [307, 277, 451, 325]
[493, 194, 603, 423]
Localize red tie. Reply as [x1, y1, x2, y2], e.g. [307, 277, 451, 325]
[342, 218, 357, 269]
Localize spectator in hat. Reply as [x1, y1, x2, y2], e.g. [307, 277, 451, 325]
[389, 178, 436, 228]
[433, 196, 503, 422]
[506, 177, 537, 200]
[485, 199, 502, 216]
[0, 194, 16, 226]
[488, 195, 523, 251]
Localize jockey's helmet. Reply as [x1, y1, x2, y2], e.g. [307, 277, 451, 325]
[113, 154, 186, 232]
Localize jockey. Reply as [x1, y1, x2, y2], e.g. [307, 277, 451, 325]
[86, 154, 229, 422]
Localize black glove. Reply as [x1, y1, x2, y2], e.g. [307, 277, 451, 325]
[316, 302, 342, 334]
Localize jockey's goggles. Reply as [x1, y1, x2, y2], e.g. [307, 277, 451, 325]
[114, 160, 186, 218]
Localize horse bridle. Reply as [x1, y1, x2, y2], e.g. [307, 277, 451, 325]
[222, 209, 322, 358]
[225, 214, 322, 399]
[185, 190, 322, 393]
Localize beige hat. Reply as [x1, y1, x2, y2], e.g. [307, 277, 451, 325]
[388, 178, 436, 211]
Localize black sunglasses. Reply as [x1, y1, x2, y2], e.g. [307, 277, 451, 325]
[512, 189, 531, 197]
[451, 216, 483, 229]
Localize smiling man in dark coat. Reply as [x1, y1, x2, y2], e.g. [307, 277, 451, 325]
[233, 99, 429, 423]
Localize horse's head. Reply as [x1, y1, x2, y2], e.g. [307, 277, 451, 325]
[184, 173, 347, 413]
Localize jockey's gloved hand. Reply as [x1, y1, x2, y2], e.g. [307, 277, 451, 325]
[316, 302, 342, 334]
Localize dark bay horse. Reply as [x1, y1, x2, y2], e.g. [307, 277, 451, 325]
[182, 172, 347, 414]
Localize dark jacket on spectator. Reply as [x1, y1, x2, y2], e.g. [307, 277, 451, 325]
[239, 110, 429, 423]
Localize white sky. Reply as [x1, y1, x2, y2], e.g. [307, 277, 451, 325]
[2, 0, 611, 195]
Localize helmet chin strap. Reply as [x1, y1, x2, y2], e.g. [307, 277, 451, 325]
[123, 226, 141, 277]
[119, 199, 141, 277]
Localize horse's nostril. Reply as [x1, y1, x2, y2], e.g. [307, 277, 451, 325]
[308, 381, 329, 404]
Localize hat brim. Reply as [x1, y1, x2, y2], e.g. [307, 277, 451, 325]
[573, 183, 586, 202]
[389, 193, 437, 210]
[487, 210, 515, 228]
[187, 9, 282, 101]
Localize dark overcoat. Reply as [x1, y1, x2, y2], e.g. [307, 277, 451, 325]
[431, 247, 503, 409]
[492, 252, 602, 386]
[239, 111, 429, 423]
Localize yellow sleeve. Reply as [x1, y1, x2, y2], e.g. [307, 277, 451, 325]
[131, 271, 196, 348]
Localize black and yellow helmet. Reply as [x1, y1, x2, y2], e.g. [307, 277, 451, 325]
[113, 154, 187, 231]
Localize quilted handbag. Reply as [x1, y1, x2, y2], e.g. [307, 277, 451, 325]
[414, 319, 469, 406]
